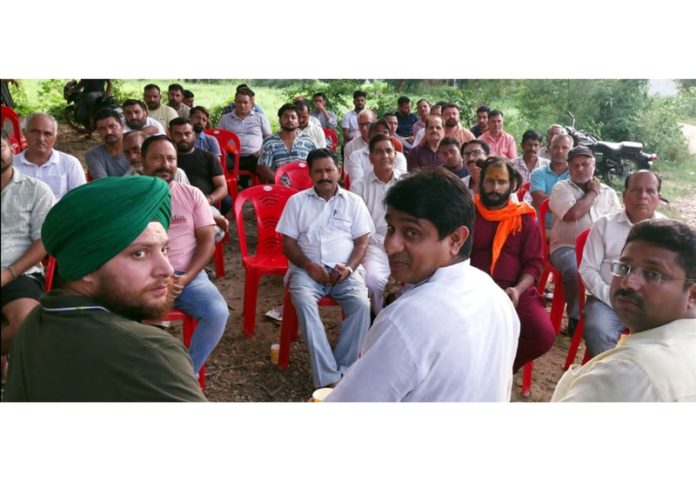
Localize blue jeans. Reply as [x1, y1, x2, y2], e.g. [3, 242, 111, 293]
[550, 246, 580, 327]
[583, 296, 624, 356]
[288, 265, 370, 388]
[174, 271, 228, 374]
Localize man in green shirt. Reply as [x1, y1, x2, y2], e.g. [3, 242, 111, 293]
[5, 176, 206, 401]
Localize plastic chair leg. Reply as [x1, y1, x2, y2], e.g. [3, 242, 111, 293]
[564, 317, 585, 370]
[549, 272, 565, 334]
[242, 270, 261, 337]
[214, 242, 225, 279]
[521, 362, 533, 397]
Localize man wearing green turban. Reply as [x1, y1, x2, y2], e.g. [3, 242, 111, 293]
[5, 175, 206, 401]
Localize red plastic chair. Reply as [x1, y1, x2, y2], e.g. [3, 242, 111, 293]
[516, 182, 530, 202]
[204, 128, 259, 203]
[538, 198, 565, 334]
[323, 128, 338, 152]
[234, 184, 296, 336]
[1, 105, 26, 152]
[43, 256, 57, 292]
[213, 240, 225, 279]
[274, 161, 313, 191]
[163, 308, 206, 390]
[564, 229, 593, 370]
[278, 292, 342, 370]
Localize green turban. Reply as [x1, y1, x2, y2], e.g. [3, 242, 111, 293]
[42, 176, 171, 281]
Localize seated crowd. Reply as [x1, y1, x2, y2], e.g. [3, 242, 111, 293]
[1, 83, 694, 402]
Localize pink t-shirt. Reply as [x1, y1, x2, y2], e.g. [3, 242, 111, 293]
[167, 181, 214, 272]
[479, 131, 518, 160]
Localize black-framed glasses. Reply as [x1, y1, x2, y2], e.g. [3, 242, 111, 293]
[608, 260, 695, 287]
[462, 149, 484, 158]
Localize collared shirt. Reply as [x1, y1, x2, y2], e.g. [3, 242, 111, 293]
[511, 156, 550, 185]
[217, 110, 272, 156]
[549, 180, 621, 253]
[444, 125, 476, 145]
[259, 133, 317, 171]
[343, 136, 368, 165]
[326, 260, 520, 402]
[276, 187, 373, 268]
[168, 181, 215, 272]
[310, 109, 338, 130]
[299, 124, 326, 149]
[1, 169, 55, 273]
[530, 163, 571, 226]
[194, 132, 222, 157]
[412, 119, 427, 139]
[479, 131, 518, 159]
[344, 147, 407, 183]
[395, 112, 419, 137]
[123, 117, 166, 135]
[13, 149, 86, 200]
[552, 318, 696, 402]
[407, 143, 443, 171]
[341, 110, 360, 140]
[579, 209, 667, 306]
[350, 170, 402, 245]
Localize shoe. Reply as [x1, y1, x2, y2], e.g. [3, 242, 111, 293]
[265, 305, 283, 321]
[544, 288, 554, 301]
[567, 318, 578, 337]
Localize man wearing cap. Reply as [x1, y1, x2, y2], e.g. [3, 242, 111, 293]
[4, 175, 206, 401]
[141, 135, 228, 377]
[549, 146, 621, 335]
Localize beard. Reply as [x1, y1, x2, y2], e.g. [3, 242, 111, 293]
[93, 277, 173, 322]
[176, 141, 194, 153]
[281, 124, 297, 132]
[480, 187, 512, 209]
[445, 118, 458, 128]
[192, 123, 204, 134]
[126, 118, 146, 130]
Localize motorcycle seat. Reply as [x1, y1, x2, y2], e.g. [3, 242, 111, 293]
[593, 140, 643, 158]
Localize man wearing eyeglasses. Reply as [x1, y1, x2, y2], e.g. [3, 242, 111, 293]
[549, 146, 621, 336]
[552, 218, 696, 402]
[461, 139, 489, 195]
[578, 171, 666, 356]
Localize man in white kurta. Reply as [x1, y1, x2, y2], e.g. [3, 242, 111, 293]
[328, 169, 520, 402]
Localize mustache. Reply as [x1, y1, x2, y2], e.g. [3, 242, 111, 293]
[613, 288, 644, 306]
[317, 179, 332, 184]
[155, 168, 173, 175]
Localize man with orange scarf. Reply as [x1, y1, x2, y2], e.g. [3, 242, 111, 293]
[470, 158, 555, 372]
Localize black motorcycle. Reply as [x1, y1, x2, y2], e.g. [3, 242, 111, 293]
[564, 112, 656, 185]
[63, 80, 118, 135]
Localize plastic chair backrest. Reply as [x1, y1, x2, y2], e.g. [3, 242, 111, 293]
[204, 128, 240, 173]
[233, 184, 296, 258]
[323, 128, 338, 152]
[575, 228, 591, 299]
[1, 106, 24, 152]
[517, 182, 530, 201]
[274, 161, 312, 190]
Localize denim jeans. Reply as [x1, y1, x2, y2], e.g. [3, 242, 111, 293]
[174, 270, 228, 374]
[550, 246, 579, 327]
[583, 296, 624, 356]
[287, 265, 370, 388]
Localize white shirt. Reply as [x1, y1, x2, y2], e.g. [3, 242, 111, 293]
[13, 149, 86, 200]
[350, 170, 401, 246]
[579, 209, 666, 306]
[276, 187, 374, 268]
[343, 136, 368, 165]
[552, 318, 696, 402]
[299, 123, 327, 149]
[123, 117, 166, 135]
[549, 179, 621, 253]
[344, 147, 407, 183]
[327, 260, 520, 402]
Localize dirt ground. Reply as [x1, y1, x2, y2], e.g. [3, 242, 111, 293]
[52, 122, 695, 402]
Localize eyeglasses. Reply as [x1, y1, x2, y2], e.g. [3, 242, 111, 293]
[462, 149, 484, 158]
[608, 260, 695, 286]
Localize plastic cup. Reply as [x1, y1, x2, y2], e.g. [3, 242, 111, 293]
[270, 343, 279, 364]
[311, 387, 334, 402]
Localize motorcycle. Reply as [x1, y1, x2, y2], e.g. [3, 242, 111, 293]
[564, 112, 656, 185]
[63, 80, 118, 135]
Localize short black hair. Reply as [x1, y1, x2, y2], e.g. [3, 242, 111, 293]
[385, 169, 475, 259]
[521, 129, 543, 144]
[439, 137, 461, 149]
[489, 109, 504, 118]
[368, 133, 393, 153]
[278, 103, 299, 118]
[183, 89, 194, 99]
[236, 87, 254, 98]
[462, 139, 490, 156]
[312, 92, 327, 102]
[189, 106, 210, 118]
[168, 83, 184, 94]
[306, 148, 336, 170]
[141, 134, 176, 159]
[397, 95, 410, 106]
[143, 83, 160, 93]
[368, 119, 390, 136]
[476, 105, 490, 115]
[94, 108, 123, 125]
[353, 90, 367, 99]
[169, 117, 191, 129]
[624, 219, 696, 286]
[122, 98, 147, 111]
[624, 169, 662, 192]
[442, 102, 459, 112]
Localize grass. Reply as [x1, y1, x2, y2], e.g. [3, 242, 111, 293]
[652, 152, 696, 220]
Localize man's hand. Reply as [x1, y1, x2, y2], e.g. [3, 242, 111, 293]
[305, 262, 330, 284]
[1, 269, 12, 288]
[504, 286, 520, 307]
[586, 177, 601, 195]
[329, 263, 352, 286]
[169, 273, 190, 300]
